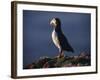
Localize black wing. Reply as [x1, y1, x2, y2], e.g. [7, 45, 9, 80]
[57, 32, 74, 52]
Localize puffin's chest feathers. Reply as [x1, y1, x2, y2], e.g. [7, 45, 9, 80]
[52, 30, 61, 49]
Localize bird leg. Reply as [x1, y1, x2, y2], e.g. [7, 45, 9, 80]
[58, 49, 64, 58]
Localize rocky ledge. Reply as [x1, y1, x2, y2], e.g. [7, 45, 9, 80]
[24, 52, 90, 69]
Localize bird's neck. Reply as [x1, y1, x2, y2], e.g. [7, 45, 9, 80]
[55, 25, 62, 32]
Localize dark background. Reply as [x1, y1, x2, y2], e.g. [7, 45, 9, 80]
[23, 10, 91, 68]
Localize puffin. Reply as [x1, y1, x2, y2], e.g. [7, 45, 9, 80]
[50, 18, 74, 58]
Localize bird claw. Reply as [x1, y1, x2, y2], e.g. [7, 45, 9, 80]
[57, 54, 65, 58]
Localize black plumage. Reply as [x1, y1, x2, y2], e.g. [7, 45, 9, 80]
[50, 18, 74, 57]
[56, 30, 74, 52]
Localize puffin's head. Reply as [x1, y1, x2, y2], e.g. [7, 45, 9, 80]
[50, 18, 61, 28]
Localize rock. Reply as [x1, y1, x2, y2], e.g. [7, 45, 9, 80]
[25, 63, 35, 69]
[25, 52, 91, 69]
[36, 57, 52, 68]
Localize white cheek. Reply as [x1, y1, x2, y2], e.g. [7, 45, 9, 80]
[52, 20, 55, 24]
[50, 19, 57, 27]
[53, 21, 57, 26]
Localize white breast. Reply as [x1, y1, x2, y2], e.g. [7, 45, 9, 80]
[52, 30, 61, 49]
